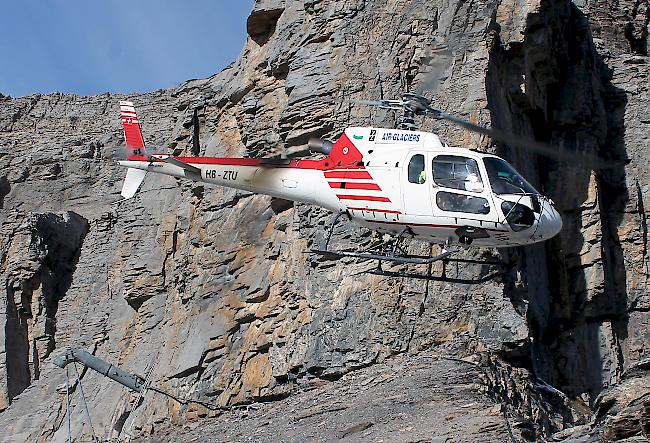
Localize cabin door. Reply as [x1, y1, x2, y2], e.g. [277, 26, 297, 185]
[429, 154, 500, 224]
[402, 152, 433, 216]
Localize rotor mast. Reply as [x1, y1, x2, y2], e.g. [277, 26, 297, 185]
[354, 93, 442, 131]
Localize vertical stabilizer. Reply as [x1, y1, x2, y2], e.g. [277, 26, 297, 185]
[120, 100, 148, 198]
[120, 100, 147, 157]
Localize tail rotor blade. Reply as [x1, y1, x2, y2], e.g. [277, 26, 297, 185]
[351, 99, 385, 106]
[192, 108, 200, 156]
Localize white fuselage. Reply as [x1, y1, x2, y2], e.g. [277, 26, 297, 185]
[119, 127, 562, 247]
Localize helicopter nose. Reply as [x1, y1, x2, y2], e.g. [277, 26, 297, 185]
[537, 199, 563, 240]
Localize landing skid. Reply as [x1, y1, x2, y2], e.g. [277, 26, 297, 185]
[365, 260, 506, 284]
[310, 211, 509, 284]
[310, 248, 458, 265]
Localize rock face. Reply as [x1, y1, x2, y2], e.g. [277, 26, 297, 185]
[141, 352, 523, 442]
[0, 211, 88, 410]
[0, 0, 648, 441]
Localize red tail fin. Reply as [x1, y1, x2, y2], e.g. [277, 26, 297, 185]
[120, 100, 147, 157]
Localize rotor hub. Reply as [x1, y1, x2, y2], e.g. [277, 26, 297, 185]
[401, 93, 430, 115]
[396, 93, 435, 130]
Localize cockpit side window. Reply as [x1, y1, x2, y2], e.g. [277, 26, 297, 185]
[432, 155, 484, 193]
[408, 154, 426, 184]
[483, 158, 538, 195]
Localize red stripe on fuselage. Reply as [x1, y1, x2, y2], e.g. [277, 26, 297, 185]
[328, 182, 381, 190]
[324, 170, 372, 179]
[336, 194, 391, 202]
[175, 157, 262, 166]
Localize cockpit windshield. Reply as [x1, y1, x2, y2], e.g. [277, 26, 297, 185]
[483, 157, 539, 195]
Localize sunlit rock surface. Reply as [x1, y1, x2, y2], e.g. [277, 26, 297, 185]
[0, 0, 648, 441]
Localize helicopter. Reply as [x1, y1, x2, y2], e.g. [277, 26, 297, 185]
[117, 94, 564, 283]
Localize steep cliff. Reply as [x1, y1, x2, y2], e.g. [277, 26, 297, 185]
[0, 0, 648, 441]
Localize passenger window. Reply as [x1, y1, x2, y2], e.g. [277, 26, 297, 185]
[432, 155, 484, 193]
[408, 154, 426, 184]
[436, 191, 490, 214]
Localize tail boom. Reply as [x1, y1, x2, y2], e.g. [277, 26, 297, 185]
[117, 101, 367, 211]
[117, 156, 342, 210]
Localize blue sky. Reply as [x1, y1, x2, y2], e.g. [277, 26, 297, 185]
[0, 1, 253, 97]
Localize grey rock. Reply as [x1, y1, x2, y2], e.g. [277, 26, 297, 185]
[0, 0, 648, 441]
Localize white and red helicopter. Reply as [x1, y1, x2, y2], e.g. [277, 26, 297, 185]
[117, 94, 563, 282]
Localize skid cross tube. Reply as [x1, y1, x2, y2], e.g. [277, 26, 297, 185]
[322, 211, 351, 251]
[390, 227, 412, 257]
[309, 212, 511, 283]
[312, 214, 459, 266]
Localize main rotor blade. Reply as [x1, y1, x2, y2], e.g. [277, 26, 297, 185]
[436, 111, 625, 169]
[351, 99, 404, 110]
[351, 99, 385, 106]
[416, 44, 454, 95]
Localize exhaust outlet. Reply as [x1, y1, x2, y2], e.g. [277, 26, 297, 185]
[308, 138, 334, 155]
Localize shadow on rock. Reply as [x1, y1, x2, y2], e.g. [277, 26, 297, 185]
[486, 0, 630, 413]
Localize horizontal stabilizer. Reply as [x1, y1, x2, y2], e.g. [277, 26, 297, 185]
[157, 156, 201, 174]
